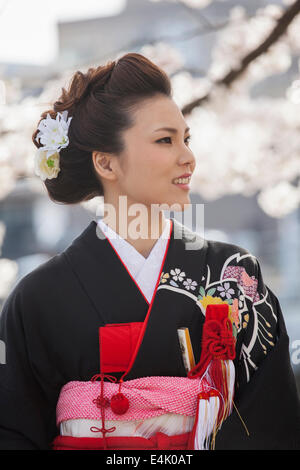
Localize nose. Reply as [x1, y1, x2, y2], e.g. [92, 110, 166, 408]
[179, 147, 196, 173]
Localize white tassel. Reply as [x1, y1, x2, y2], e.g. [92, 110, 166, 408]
[220, 359, 235, 423]
[226, 359, 235, 414]
[194, 396, 220, 450]
[193, 359, 236, 450]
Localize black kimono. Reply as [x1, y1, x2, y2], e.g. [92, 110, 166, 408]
[0, 217, 299, 450]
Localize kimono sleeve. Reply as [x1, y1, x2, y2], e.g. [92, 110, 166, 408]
[0, 283, 58, 450]
[216, 256, 300, 450]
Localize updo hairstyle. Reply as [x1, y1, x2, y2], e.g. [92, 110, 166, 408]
[32, 53, 172, 204]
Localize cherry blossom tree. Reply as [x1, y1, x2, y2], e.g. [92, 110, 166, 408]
[148, 0, 300, 218]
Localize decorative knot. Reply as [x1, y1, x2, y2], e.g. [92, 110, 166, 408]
[90, 373, 117, 409]
[90, 425, 116, 435]
[203, 318, 236, 360]
[90, 373, 117, 384]
[92, 395, 110, 409]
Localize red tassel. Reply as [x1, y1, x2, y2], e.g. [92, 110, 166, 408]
[188, 304, 236, 438]
[110, 393, 130, 415]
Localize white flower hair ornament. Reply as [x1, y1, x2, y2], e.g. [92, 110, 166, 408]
[34, 110, 72, 181]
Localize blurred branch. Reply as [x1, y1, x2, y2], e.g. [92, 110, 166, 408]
[181, 0, 300, 114]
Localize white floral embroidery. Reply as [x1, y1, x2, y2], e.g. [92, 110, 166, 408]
[183, 278, 198, 291]
[217, 282, 235, 299]
[238, 293, 245, 308]
[170, 268, 186, 282]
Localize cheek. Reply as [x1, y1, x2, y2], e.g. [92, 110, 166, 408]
[125, 145, 173, 186]
[131, 154, 158, 180]
[144, 148, 173, 174]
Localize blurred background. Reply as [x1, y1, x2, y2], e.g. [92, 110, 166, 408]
[0, 0, 299, 393]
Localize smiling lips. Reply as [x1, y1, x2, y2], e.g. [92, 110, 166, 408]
[173, 176, 191, 185]
[172, 173, 192, 188]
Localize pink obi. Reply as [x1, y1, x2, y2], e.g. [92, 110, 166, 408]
[56, 375, 213, 425]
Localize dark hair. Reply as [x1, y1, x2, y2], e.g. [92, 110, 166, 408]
[32, 53, 172, 204]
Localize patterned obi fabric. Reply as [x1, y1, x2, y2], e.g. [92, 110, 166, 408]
[57, 375, 213, 438]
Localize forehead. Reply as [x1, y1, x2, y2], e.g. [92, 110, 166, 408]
[130, 96, 188, 134]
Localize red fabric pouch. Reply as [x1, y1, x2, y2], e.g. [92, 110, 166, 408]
[99, 322, 143, 373]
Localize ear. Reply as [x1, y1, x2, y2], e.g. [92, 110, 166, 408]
[92, 151, 117, 181]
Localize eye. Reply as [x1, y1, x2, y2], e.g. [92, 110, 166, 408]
[157, 137, 172, 144]
[157, 135, 191, 145]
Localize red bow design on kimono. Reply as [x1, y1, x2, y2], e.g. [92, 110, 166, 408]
[188, 304, 236, 379]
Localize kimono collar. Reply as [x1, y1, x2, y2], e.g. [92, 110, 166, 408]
[62, 217, 207, 327]
[97, 217, 171, 262]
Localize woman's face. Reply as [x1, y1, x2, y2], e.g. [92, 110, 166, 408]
[96, 94, 196, 212]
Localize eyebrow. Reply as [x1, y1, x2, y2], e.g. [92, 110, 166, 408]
[153, 126, 190, 134]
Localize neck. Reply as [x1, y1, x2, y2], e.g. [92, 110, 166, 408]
[101, 197, 167, 259]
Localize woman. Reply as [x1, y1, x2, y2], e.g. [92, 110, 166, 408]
[0, 53, 299, 451]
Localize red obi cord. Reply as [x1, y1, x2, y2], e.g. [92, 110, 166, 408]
[188, 303, 236, 379]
